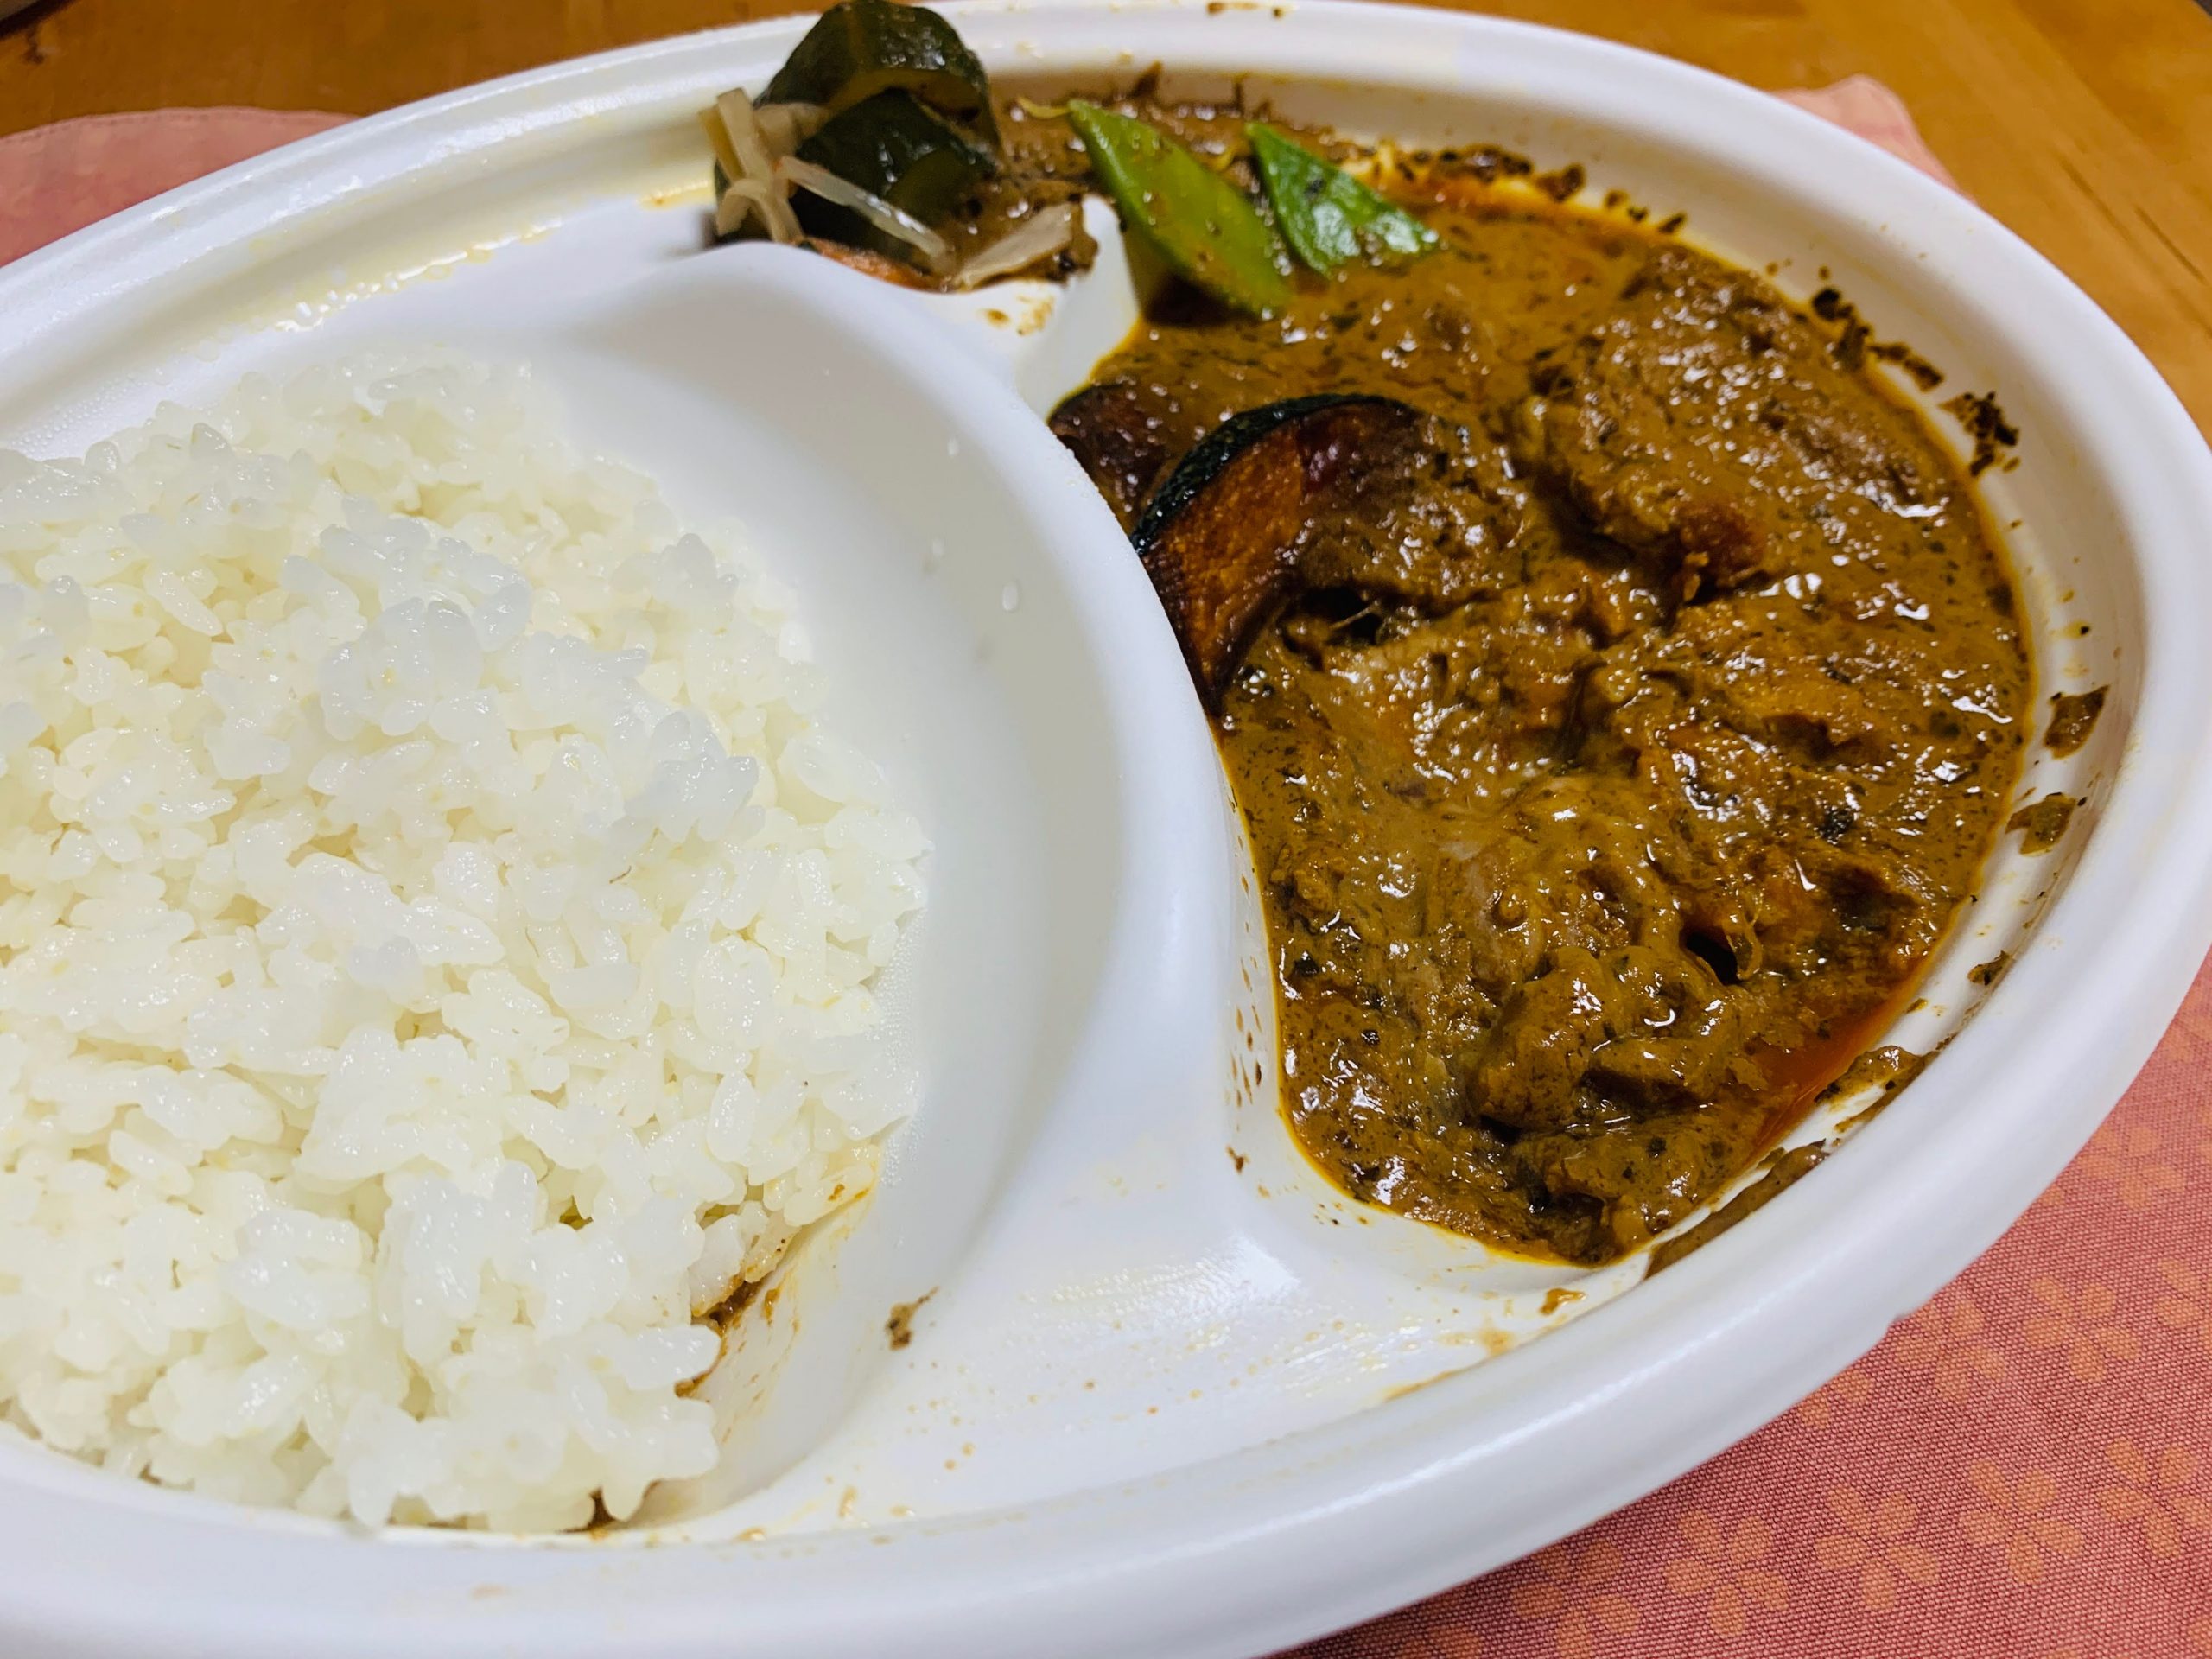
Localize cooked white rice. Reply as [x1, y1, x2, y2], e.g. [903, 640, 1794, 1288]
[0, 356, 925, 1530]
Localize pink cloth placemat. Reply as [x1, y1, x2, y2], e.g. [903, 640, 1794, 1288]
[3, 85, 2204, 1659]
[0, 107, 347, 266]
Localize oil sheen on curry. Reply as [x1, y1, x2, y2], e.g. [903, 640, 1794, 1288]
[1046, 105, 2030, 1266]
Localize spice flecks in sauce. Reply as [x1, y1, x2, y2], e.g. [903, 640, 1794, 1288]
[1057, 111, 2027, 1265]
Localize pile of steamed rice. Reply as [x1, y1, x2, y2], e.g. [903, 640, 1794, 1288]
[0, 357, 925, 1530]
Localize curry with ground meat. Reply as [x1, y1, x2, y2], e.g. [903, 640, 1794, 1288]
[1050, 107, 2029, 1265]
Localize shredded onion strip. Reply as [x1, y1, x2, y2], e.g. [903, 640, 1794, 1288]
[715, 89, 804, 245]
[756, 101, 830, 156]
[698, 108, 744, 188]
[714, 179, 779, 239]
[775, 155, 956, 275]
[952, 201, 1081, 289]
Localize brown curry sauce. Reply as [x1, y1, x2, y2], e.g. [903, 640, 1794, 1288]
[1047, 109, 2030, 1265]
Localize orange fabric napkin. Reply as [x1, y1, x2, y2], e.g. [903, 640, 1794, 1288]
[3, 86, 2204, 1659]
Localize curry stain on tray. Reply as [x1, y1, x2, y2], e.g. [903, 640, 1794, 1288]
[2008, 791, 2079, 853]
[2044, 686, 2107, 756]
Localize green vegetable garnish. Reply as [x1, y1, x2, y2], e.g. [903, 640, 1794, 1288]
[1248, 122, 1438, 274]
[765, 0, 999, 149]
[1065, 101, 1291, 318]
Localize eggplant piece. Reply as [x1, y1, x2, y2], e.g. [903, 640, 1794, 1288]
[1132, 395, 1424, 705]
[1047, 381, 1171, 530]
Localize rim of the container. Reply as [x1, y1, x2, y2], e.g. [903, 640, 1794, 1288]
[2, 5, 2209, 1657]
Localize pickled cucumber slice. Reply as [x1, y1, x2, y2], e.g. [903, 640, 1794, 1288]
[791, 88, 995, 263]
[764, 0, 999, 149]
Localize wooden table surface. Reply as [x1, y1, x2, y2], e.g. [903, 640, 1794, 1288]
[3, 0, 2210, 429]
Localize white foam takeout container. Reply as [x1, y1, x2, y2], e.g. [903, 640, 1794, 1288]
[2, 3, 2210, 1655]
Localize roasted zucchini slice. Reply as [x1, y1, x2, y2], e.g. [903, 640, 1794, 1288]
[1131, 395, 1424, 705]
[1047, 381, 1171, 530]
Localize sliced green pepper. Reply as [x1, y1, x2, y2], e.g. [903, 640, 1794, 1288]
[792, 88, 995, 261]
[1065, 102, 1291, 318]
[764, 0, 999, 149]
[1248, 122, 1437, 274]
